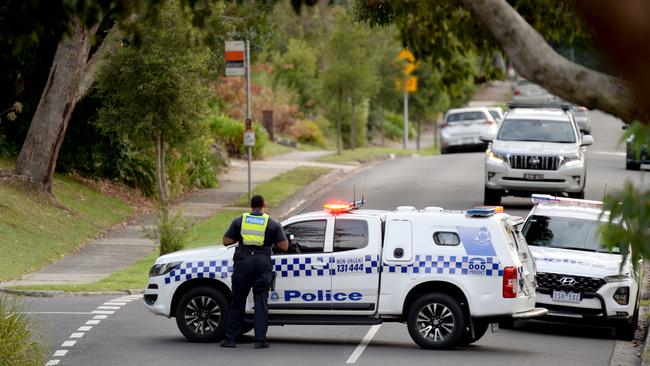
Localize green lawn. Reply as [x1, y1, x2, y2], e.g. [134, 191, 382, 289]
[316, 146, 439, 164]
[261, 142, 292, 158]
[11, 166, 332, 292]
[235, 166, 332, 207]
[0, 174, 133, 282]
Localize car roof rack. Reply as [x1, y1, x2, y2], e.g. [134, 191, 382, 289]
[507, 102, 571, 112]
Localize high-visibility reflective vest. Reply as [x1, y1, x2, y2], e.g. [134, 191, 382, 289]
[241, 213, 269, 246]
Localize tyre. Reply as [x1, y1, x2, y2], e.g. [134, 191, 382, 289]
[626, 161, 641, 171]
[616, 306, 639, 341]
[407, 293, 466, 349]
[568, 190, 585, 199]
[484, 187, 502, 205]
[175, 286, 229, 342]
[459, 320, 489, 346]
[441, 147, 448, 155]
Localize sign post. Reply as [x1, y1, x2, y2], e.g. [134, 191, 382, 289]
[396, 50, 417, 150]
[226, 40, 253, 202]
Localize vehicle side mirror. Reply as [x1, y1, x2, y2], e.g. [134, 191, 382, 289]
[479, 130, 495, 143]
[581, 135, 594, 146]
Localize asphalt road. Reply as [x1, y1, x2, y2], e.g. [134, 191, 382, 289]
[23, 111, 649, 366]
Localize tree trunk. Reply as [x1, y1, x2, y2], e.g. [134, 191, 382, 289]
[14, 19, 116, 192]
[155, 132, 170, 216]
[458, 0, 647, 124]
[350, 100, 356, 150]
[379, 107, 385, 147]
[15, 18, 92, 191]
[416, 119, 421, 151]
[336, 92, 342, 155]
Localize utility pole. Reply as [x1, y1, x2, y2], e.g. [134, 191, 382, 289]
[403, 91, 408, 149]
[245, 40, 252, 203]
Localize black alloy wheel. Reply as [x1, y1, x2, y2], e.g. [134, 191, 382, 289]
[175, 286, 229, 342]
[407, 293, 466, 349]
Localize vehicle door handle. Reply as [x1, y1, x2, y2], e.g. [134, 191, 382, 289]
[311, 263, 326, 269]
[394, 247, 404, 259]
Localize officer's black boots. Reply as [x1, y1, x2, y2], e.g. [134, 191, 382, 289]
[220, 339, 236, 348]
[254, 341, 269, 349]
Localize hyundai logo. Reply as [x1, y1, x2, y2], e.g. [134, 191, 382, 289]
[559, 277, 576, 286]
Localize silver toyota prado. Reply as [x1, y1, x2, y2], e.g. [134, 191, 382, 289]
[480, 105, 594, 205]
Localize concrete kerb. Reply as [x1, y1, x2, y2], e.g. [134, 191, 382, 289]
[0, 287, 143, 298]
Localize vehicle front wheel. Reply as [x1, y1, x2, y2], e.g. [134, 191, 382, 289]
[626, 161, 641, 171]
[407, 293, 466, 349]
[175, 286, 229, 342]
[616, 307, 639, 341]
[484, 187, 502, 205]
[459, 320, 489, 346]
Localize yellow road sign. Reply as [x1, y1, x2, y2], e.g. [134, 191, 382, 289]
[396, 76, 418, 93]
[398, 49, 415, 63]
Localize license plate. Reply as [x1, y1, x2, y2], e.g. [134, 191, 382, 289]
[524, 173, 544, 180]
[552, 290, 581, 304]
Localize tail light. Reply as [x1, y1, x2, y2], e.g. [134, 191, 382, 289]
[503, 266, 518, 298]
[514, 89, 521, 96]
[440, 123, 449, 129]
[482, 120, 496, 126]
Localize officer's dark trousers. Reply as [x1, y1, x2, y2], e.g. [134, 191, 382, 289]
[225, 252, 273, 343]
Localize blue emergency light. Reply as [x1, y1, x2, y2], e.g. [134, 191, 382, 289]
[465, 206, 504, 217]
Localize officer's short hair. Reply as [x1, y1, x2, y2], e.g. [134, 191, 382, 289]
[251, 195, 265, 209]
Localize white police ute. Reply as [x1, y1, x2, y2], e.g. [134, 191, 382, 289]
[522, 194, 641, 340]
[144, 201, 546, 349]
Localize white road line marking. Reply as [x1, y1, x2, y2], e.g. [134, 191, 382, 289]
[53, 350, 68, 357]
[93, 315, 108, 320]
[70, 332, 85, 339]
[45, 360, 60, 366]
[346, 324, 381, 364]
[86, 319, 101, 325]
[103, 302, 127, 306]
[19, 312, 93, 315]
[92, 310, 115, 315]
[78, 326, 93, 331]
[61, 341, 76, 347]
[97, 306, 121, 310]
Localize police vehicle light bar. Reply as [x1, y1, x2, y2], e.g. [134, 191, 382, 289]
[466, 206, 504, 217]
[531, 194, 602, 209]
[323, 198, 365, 214]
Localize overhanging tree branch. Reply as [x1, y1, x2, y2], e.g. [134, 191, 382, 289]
[458, 0, 648, 124]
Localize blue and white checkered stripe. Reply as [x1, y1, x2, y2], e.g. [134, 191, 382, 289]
[383, 255, 503, 277]
[273, 256, 331, 278]
[164, 260, 233, 284]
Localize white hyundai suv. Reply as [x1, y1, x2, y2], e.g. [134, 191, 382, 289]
[481, 106, 593, 205]
[522, 195, 640, 340]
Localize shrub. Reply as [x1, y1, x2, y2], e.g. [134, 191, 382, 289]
[0, 295, 47, 366]
[150, 211, 193, 256]
[289, 119, 328, 147]
[384, 111, 416, 140]
[116, 146, 157, 197]
[166, 136, 221, 199]
[208, 113, 269, 159]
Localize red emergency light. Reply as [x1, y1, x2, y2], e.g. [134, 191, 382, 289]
[323, 200, 354, 214]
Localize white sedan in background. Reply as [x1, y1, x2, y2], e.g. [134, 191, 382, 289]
[440, 107, 497, 154]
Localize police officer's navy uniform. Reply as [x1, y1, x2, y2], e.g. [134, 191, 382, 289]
[222, 210, 286, 346]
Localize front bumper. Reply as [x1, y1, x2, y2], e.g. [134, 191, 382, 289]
[485, 158, 585, 193]
[143, 275, 175, 317]
[441, 134, 487, 149]
[535, 280, 638, 323]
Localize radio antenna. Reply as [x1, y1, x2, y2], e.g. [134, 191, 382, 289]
[603, 183, 608, 201]
[353, 184, 356, 207]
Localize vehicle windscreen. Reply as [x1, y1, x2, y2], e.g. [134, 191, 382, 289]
[489, 111, 501, 120]
[497, 119, 576, 143]
[522, 215, 619, 253]
[446, 112, 486, 124]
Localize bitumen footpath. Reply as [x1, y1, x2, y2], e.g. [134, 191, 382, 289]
[0, 150, 357, 289]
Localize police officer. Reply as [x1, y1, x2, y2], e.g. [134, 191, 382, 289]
[220, 195, 288, 349]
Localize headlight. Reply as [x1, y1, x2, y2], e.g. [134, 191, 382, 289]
[487, 150, 507, 163]
[604, 274, 631, 283]
[149, 261, 183, 277]
[613, 287, 630, 305]
[562, 153, 582, 166]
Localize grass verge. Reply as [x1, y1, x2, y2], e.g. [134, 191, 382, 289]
[12, 166, 332, 292]
[316, 146, 439, 164]
[261, 142, 292, 158]
[0, 174, 132, 282]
